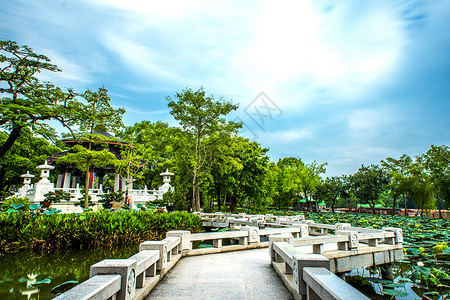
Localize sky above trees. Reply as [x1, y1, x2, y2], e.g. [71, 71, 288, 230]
[1, 0, 449, 176]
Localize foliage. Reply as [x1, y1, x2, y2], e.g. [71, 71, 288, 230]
[381, 154, 413, 215]
[314, 176, 342, 213]
[421, 145, 450, 213]
[98, 191, 124, 205]
[119, 121, 179, 189]
[0, 197, 30, 211]
[44, 190, 72, 203]
[0, 210, 203, 253]
[0, 129, 61, 197]
[58, 87, 125, 208]
[0, 40, 81, 158]
[272, 157, 327, 210]
[212, 136, 270, 212]
[350, 164, 390, 213]
[167, 87, 240, 211]
[114, 142, 144, 200]
[303, 211, 450, 299]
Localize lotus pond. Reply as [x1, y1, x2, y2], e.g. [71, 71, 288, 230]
[303, 212, 450, 299]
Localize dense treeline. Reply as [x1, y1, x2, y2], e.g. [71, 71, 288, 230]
[1, 40, 449, 215]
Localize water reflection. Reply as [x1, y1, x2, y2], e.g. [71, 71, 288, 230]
[0, 245, 139, 299]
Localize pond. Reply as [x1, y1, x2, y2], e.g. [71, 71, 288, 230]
[0, 245, 138, 300]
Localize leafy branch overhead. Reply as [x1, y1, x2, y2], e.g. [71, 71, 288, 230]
[0, 40, 82, 157]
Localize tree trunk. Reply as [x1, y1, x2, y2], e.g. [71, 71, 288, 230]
[84, 162, 91, 209]
[392, 196, 397, 216]
[402, 193, 408, 216]
[0, 126, 22, 157]
[84, 140, 93, 209]
[195, 187, 200, 211]
[230, 195, 237, 212]
[182, 186, 186, 209]
[437, 195, 442, 218]
[421, 201, 424, 217]
[217, 184, 221, 211]
[371, 204, 376, 214]
[192, 171, 197, 211]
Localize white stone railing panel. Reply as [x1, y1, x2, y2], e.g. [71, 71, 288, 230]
[53, 274, 121, 300]
[302, 267, 370, 300]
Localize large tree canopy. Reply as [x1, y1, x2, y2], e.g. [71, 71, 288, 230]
[0, 40, 80, 157]
[167, 87, 240, 211]
[58, 87, 125, 208]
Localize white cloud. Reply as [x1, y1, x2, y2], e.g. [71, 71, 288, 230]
[37, 50, 93, 86]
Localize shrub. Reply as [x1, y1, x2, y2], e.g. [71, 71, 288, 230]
[0, 210, 203, 254]
[0, 197, 30, 211]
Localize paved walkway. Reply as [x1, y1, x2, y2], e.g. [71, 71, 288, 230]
[146, 248, 292, 300]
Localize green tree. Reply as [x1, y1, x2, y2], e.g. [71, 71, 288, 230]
[0, 129, 60, 198]
[114, 142, 144, 202]
[409, 158, 435, 217]
[221, 136, 269, 212]
[58, 87, 125, 208]
[274, 157, 304, 209]
[298, 160, 327, 211]
[0, 40, 80, 157]
[421, 144, 450, 217]
[381, 154, 413, 215]
[167, 87, 240, 211]
[350, 164, 389, 214]
[314, 176, 342, 213]
[121, 121, 178, 189]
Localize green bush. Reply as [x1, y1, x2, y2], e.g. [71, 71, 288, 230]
[0, 210, 203, 254]
[0, 197, 30, 211]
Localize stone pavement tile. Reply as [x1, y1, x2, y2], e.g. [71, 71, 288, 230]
[197, 275, 244, 284]
[245, 282, 288, 294]
[146, 248, 293, 300]
[191, 283, 247, 300]
[152, 283, 197, 290]
[163, 273, 200, 284]
[149, 286, 194, 298]
[247, 291, 292, 300]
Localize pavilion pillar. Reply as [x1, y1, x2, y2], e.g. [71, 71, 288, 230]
[63, 171, 71, 188]
[114, 174, 122, 192]
[71, 175, 78, 189]
[56, 173, 64, 188]
[88, 170, 95, 189]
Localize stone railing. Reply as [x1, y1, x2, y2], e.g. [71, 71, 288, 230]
[55, 215, 404, 300]
[197, 212, 305, 229]
[54, 233, 183, 300]
[270, 224, 403, 299]
[10, 188, 35, 199]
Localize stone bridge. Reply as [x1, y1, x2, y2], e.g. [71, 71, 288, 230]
[55, 213, 403, 300]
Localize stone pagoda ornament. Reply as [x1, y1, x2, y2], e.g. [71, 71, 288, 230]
[34, 161, 55, 201]
[159, 169, 174, 193]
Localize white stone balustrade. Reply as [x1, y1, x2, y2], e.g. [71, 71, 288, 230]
[89, 259, 137, 300]
[128, 250, 159, 289]
[53, 274, 121, 300]
[302, 267, 370, 300]
[56, 215, 404, 300]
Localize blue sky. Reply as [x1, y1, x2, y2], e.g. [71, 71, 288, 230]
[1, 0, 449, 176]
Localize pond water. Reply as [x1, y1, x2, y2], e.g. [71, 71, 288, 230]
[0, 245, 138, 300]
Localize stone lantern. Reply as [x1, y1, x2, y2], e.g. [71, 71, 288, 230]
[159, 169, 174, 194]
[33, 160, 55, 202]
[37, 161, 54, 183]
[20, 171, 35, 192]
